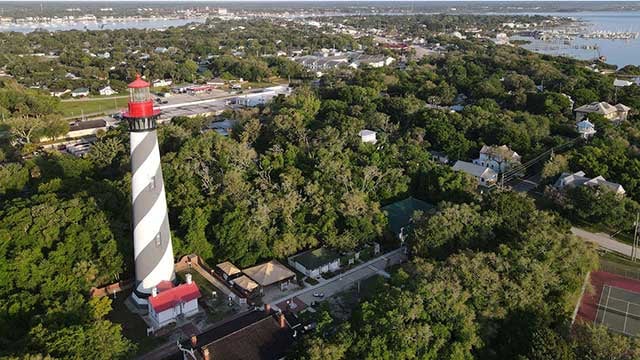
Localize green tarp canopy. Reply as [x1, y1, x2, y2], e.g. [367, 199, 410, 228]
[382, 197, 434, 237]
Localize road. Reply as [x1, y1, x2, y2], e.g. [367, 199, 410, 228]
[570, 227, 634, 257]
[270, 247, 407, 310]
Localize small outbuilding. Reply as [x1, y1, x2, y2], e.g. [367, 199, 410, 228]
[216, 261, 242, 280]
[358, 129, 378, 144]
[231, 275, 260, 297]
[243, 260, 296, 292]
[148, 275, 201, 329]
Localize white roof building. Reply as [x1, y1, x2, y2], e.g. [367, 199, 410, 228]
[613, 79, 633, 87]
[358, 129, 377, 144]
[554, 171, 625, 196]
[99, 86, 117, 96]
[574, 101, 630, 123]
[452, 160, 498, 186]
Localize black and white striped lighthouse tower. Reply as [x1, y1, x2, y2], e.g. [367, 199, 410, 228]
[123, 75, 175, 306]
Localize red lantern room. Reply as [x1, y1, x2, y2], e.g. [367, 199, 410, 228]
[123, 74, 161, 132]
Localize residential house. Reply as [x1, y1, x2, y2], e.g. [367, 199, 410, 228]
[554, 171, 625, 196]
[472, 145, 522, 174]
[288, 247, 341, 278]
[576, 120, 597, 139]
[452, 160, 498, 186]
[429, 150, 450, 164]
[65, 72, 80, 80]
[154, 47, 168, 54]
[98, 86, 117, 96]
[613, 79, 633, 87]
[358, 129, 377, 144]
[230, 275, 260, 298]
[71, 88, 90, 97]
[574, 101, 630, 123]
[148, 275, 201, 329]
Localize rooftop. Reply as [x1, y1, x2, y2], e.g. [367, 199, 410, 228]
[452, 160, 497, 179]
[479, 144, 520, 161]
[233, 275, 259, 292]
[148, 281, 201, 313]
[193, 311, 294, 360]
[216, 261, 241, 277]
[290, 247, 340, 270]
[382, 196, 434, 237]
[243, 260, 296, 287]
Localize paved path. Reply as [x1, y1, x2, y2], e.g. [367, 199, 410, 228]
[270, 248, 407, 310]
[571, 227, 633, 257]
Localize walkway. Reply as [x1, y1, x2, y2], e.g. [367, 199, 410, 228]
[270, 247, 407, 311]
[571, 227, 633, 257]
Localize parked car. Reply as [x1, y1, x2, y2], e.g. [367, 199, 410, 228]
[313, 292, 324, 298]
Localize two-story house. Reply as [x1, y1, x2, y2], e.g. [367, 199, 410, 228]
[472, 145, 522, 174]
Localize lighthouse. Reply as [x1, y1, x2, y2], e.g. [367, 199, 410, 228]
[123, 74, 175, 305]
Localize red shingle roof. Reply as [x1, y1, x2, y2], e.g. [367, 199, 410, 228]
[149, 282, 201, 313]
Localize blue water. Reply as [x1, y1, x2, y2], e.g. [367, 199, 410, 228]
[514, 11, 640, 67]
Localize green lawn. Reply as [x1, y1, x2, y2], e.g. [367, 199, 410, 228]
[176, 270, 233, 322]
[107, 292, 167, 355]
[61, 97, 129, 118]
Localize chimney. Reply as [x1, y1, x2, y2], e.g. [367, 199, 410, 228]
[185, 273, 192, 284]
[190, 335, 197, 347]
[278, 312, 286, 329]
[264, 303, 271, 313]
[202, 348, 210, 360]
[151, 287, 158, 297]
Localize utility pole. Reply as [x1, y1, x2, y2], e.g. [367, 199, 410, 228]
[633, 212, 640, 261]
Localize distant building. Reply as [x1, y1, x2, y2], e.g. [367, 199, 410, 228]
[473, 145, 521, 174]
[358, 129, 377, 144]
[98, 86, 117, 96]
[574, 101, 630, 123]
[495, 32, 510, 45]
[152, 79, 173, 87]
[50, 89, 70, 97]
[65, 72, 80, 80]
[452, 160, 498, 186]
[576, 120, 597, 139]
[613, 79, 633, 87]
[71, 87, 90, 97]
[206, 78, 225, 87]
[554, 171, 625, 196]
[288, 247, 341, 278]
[154, 47, 168, 54]
[148, 274, 201, 329]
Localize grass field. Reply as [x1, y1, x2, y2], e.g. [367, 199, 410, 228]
[107, 291, 167, 355]
[61, 97, 129, 118]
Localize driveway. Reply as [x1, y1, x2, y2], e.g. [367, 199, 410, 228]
[571, 227, 634, 257]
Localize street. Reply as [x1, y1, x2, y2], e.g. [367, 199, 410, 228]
[270, 248, 407, 311]
[570, 227, 634, 257]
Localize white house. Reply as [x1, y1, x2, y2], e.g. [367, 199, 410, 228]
[152, 79, 173, 87]
[147, 275, 201, 329]
[452, 160, 498, 186]
[554, 171, 625, 196]
[574, 102, 630, 123]
[359, 129, 377, 144]
[99, 86, 117, 96]
[50, 89, 70, 97]
[71, 88, 90, 97]
[576, 120, 596, 139]
[613, 79, 633, 87]
[473, 145, 522, 174]
[288, 248, 341, 278]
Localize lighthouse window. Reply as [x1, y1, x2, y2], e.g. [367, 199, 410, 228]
[155, 233, 161, 247]
[148, 176, 156, 191]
